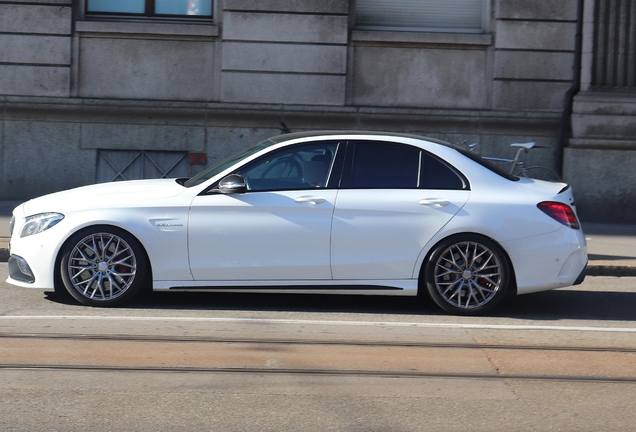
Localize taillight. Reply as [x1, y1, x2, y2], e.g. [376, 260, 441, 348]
[537, 201, 580, 230]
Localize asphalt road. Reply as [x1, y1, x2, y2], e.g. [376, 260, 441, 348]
[2, 263, 636, 431]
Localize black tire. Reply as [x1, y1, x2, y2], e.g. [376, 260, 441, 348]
[423, 234, 510, 316]
[59, 226, 147, 307]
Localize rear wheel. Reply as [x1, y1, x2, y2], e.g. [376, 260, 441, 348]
[424, 234, 510, 315]
[59, 227, 147, 307]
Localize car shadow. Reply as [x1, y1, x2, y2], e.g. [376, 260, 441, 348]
[496, 289, 636, 321]
[44, 287, 636, 322]
[135, 291, 439, 316]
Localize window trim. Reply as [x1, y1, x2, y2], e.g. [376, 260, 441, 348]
[84, 0, 213, 20]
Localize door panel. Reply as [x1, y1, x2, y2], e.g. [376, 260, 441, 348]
[331, 189, 470, 280]
[189, 190, 337, 281]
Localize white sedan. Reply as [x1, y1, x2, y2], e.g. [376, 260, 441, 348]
[6, 132, 587, 315]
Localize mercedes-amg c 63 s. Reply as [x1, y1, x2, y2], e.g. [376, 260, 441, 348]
[7, 132, 587, 315]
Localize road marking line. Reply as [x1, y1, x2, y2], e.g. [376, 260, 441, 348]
[1, 315, 636, 333]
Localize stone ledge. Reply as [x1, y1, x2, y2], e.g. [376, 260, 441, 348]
[572, 112, 636, 140]
[569, 139, 636, 151]
[351, 30, 492, 47]
[0, 95, 562, 119]
[75, 20, 219, 39]
[574, 91, 636, 115]
[224, 0, 348, 14]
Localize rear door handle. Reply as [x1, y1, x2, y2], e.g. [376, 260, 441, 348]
[295, 196, 325, 205]
[419, 199, 450, 207]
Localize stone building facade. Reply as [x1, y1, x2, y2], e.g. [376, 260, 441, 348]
[0, 0, 633, 222]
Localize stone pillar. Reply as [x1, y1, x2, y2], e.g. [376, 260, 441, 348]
[567, 0, 636, 223]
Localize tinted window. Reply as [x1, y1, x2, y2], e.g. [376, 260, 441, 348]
[344, 141, 467, 190]
[420, 152, 466, 190]
[239, 143, 338, 192]
[350, 142, 419, 188]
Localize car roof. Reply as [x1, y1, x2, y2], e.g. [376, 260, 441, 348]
[267, 130, 520, 182]
[267, 130, 459, 149]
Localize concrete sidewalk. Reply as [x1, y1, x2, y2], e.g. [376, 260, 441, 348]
[0, 200, 634, 276]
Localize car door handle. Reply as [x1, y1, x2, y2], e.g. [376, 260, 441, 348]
[295, 196, 325, 205]
[419, 199, 450, 207]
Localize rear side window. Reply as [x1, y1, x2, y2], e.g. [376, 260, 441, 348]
[344, 141, 467, 190]
[420, 152, 467, 190]
[350, 142, 419, 188]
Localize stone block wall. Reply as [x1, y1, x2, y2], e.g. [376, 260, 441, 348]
[0, 0, 72, 97]
[493, 0, 577, 112]
[350, 32, 492, 110]
[1, 0, 631, 222]
[220, 0, 348, 105]
[75, 22, 218, 101]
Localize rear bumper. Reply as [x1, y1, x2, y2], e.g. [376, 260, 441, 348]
[573, 264, 587, 286]
[503, 225, 588, 295]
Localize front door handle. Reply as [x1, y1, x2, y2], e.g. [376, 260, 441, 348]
[419, 199, 450, 207]
[295, 196, 325, 205]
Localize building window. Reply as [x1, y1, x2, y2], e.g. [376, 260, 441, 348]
[86, 0, 212, 18]
[355, 0, 483, 33]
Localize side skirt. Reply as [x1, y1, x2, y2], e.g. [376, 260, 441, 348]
[153, 279, 419, 296]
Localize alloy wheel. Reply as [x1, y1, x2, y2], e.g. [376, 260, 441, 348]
[432, 240, 503, 310]
[66, 232, 137, 301]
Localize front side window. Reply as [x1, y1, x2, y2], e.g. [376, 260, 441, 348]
[355, 0, 483, 33]
[86, 0, 212, 17]
[238, 143, 338, 192]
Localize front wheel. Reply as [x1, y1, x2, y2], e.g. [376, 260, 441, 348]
[59, 227, 147, 307]
[424, 235, 510, 315]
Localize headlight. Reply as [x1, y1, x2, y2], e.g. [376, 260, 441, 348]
[10, 215, 15, 236]
[20, 213, 65, 238]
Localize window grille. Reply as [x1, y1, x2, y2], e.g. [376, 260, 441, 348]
[355, 0, 483, 33]
[97, 150, 190, 183]
[592, 0, 636, 88]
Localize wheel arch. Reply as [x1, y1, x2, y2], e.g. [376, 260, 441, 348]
[416, 231, 518, 297]
[53, 224, 153, 294]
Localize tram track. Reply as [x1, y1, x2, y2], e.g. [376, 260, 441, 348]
[2, 331, 636, 383]
[2, 363, 636, 384]
[1, 331, 636, 353]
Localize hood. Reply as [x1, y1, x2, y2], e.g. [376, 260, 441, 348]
[22, 179, 187, 216]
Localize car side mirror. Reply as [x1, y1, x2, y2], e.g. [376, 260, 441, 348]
[217, 174, 247, 194]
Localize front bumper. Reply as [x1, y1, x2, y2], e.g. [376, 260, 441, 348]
[8, 255, 35, 284]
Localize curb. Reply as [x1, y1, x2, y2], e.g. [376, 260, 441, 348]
[586, 265, 636, 277]
[0, 246, 634, 277]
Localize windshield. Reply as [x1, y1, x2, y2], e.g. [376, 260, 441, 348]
[184, 139, 276, 187]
